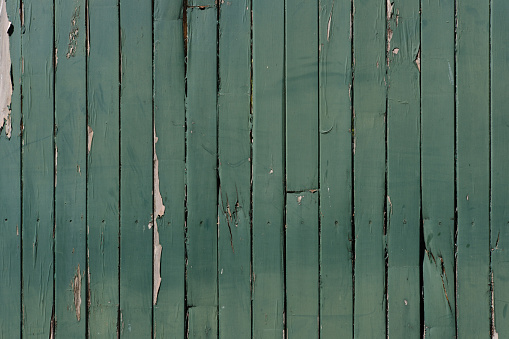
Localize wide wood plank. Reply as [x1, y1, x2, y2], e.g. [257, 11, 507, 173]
[0, 0, 21, 336]
[352, 0, 387, 337]
[251, 0, 285, 336]
[285, 0, 318, 192]
[21, 1, 55, 336]
[217, 0, 251, 337]
[152, 1, 186, 338]
[286, 192, 319, 339]
[456, 1, 490, 337]
[491, 1, 509, 337]
[386, 1, 421, 337]
[421, 0, 456, 337]
[119, 0, 153, 336]
[318, 0, 353, 337]
[87, 0, 120, 337]
[54, 0, 87, 335]
[186, 7, 218, 337]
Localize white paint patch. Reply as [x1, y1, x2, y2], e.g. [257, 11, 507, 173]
[153, 127, 165, 305]
[0, 0, 12, 138]
[87, 125, 93, 153]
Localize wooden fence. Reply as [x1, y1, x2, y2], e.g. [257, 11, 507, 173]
[0, 0, 507, 337]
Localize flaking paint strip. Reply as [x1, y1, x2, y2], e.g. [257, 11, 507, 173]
[0, 0, 12, 138]
[87, 125, 93, 153]
[152, 127, 165, 305]
[72, 264, 82, 321]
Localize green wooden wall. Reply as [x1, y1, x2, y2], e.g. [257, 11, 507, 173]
[0, 0, 507, 338]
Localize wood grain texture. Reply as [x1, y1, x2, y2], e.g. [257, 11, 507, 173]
[456, 1, 490, 337]
[217, 0, 251, 337]
[286, 192, 319, 339]
[352, 0, 387, 337]
[87, 0, 120, 337]
[386, 1, 421, 337]
[491, 1, 509, 337]
[285, 0, 318, 192]
[251, 0, 285, 336]
[0, 0, 21, 336]
[186, 7, 218, 336]
[21, 1, 56, 336]
[421, 0, 456, 337]
[152, 1, 186, 338]
[318, 0, 353, 337]
[119, 0, 153, 336]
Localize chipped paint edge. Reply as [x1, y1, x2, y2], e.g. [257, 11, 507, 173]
[152, 127, 165, 305]
[0, 0, 12, 138]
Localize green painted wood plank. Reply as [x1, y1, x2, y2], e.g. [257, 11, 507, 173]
[152, 1, 186, 338]
[491, 1, 509, 337]
[217, 1, 251, 337]
[285, 0, 318, 192]
[188, 306, 217, 339]
[119, 0, 153, 336]
[0, 0, 21, 336]
[352, 0, 386, 337]
[386, 1, 421, 337]
[318, 0, 353, 337]
[421, 0, 456, 337]
[186, 7, 218, 337]
[286, 192, 319, 339]
[21, 1, 55, 336]
[251, 0, 285, 336]
[87, 0, 120, 337]
[188, 0, 215, 8]
[456, 1, 490, 337]
[54, 0, 87, 335]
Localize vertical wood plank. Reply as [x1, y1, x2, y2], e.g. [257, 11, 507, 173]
[152, 1, 186, 338]
[217, 0, 251, 337]
[352, 0, 387, 337]
[251, 0, 285, 336]
[456, 0, 490, 337]
[54, 0, 87, 335]
[421, 0, 456, 336]
[87, 0, 120, 337]
[285, 0, 319, 192]
[491, 1, 509, 337]
[119, 0, 153, 336]
[286, 192, 319, 339]
[386, 1, 421, 337]
[21, 0, 55, 336]
[0, 0, 21, 336]
[318, 0, 353, 337]
[186, 7, 218, 338]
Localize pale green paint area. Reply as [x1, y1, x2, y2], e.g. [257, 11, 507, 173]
[421, 0, 456, 337]
[87, 0, 120, 337]
[456, 1, 491, 338]
[217, 0, 251, 337]
[251, 0, 285, 337]
[386, 0, 421, 337]
[318, 0, 353, 337]
[353, 0, 387, 337]
[286, 192, 319, 339]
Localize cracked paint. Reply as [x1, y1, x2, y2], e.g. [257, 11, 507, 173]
[152, 127, 164, 305]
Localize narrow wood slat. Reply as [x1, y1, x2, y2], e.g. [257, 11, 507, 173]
[21, 1, 55, 336]
[152, 1, 186, 338]
[54, 0, 87, 335]
[87, 0, 120, 336]
[318, 0, 353, 337]
[421, 0, 456, 336]
[285, 0, 319, 192]
[491, 1, 509, 337]
[352, 0, 387, 337]
[386, 1, 421, 337]
[251, 0, 285, 336]
[0, 0, 21, 336]
[186, 7, 218, 336]
[286, 192, 319, 339]
[119, 0, 153, 336]
[456, 1, 491, 337]
[217, 0, 251, 337]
